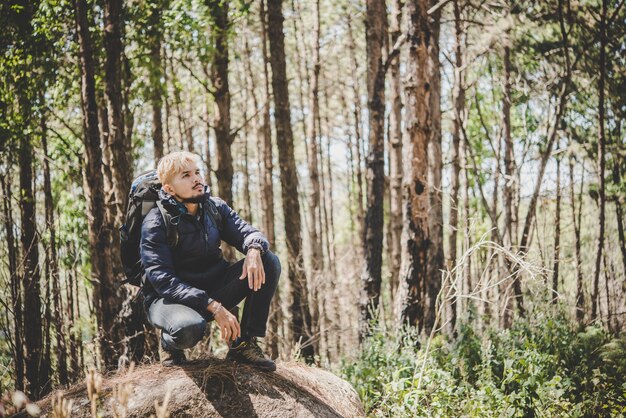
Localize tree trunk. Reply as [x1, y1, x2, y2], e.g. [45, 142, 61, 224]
[359, 0, 387, 339]
[19, 117, 46, 399]
[240, 74, 252, 223]
[322, 84, 337, 276]
[426, 1, 443, 333]
[612, 135, 626, 277]
[42, 116, 69, 385]
[256, 0, 279, 358]
[204, 98, 213, 188]
[500, 36, 515, 327]
[447, 0, 464, 334]
[267, 0, 315, 362]
[569, 154, 585, 323]
[502, 41, 515, 249]
[592, 0, 607, 321]
[103, 0, 132, 224]
[1, 171, 24, 392]
[65, 262, 79, 379]
[74, 0, 127, 369]
[399, 0, 432, 331]
[207, 0, 233, 206]
[290, 0, 310, 152]
[388, 0, 403, 308]
[148, 0, 166, 161]
[305, 0, 323, 350]
[551, 148, 561, 304]
[42, 255, 52, 397]
[321, 81, 338, 360]
[346, 13, 365, 238]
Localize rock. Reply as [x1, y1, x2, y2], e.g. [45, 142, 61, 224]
[33, 358, 365, 418]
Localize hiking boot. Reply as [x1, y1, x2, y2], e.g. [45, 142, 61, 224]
[226, 337, 276, 372]
[161, 349, 187, 366]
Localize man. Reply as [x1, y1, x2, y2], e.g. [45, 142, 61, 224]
[140, 151, 280, 371]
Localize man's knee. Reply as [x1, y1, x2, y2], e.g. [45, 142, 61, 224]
[262, 251, 281, 284]
[169, 317, 206, 349]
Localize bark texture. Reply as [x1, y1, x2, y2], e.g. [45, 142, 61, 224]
[360, 0, 387, 338]
[74, 0, 127, 369]
[399, 0, 432, 331]
[267, 0, 315, 361]
[207, 0, 233, 206]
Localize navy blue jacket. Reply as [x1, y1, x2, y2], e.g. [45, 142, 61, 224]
[140, 187, 269, 312]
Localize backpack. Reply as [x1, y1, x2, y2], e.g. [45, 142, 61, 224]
[119, 169, 222, 287]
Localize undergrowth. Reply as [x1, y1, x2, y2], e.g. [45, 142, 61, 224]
[341, 311, 626, 417]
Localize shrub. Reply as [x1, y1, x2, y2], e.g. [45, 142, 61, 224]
[341, 312, 626, 417]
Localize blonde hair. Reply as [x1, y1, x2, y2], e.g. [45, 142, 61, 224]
[157, 151, 201, 185]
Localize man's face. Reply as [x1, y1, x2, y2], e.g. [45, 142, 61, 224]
[163, 161, 205, 203]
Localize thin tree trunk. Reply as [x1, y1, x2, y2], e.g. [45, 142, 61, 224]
[170, 54, 188, 151]
[602, 252, 612, 330]
[316, 79, 332, 358]
[321, 81, 338, 360]
[240, 74, 252, 222]
[360, 0, 387, 339]
[340, 90, 357, 238]
[426, 1, 443, 333]
[18, 97, 46, 400]
[148, 0, 166, 161]
[551, 148, 562, 304]
[457, 95, 473, 322]
[204, 98, 213, 188]
[399, 0, 432, 331]
[447, 0, 464, 334]
[65, 264, 79, 378]
[306, 0, 323, 350]
[103, 0, 132, 224]
[322, 83, 337, 275]
[74, 0, 127, 369]
[42, 116, 69, 385]
[162, 48, 174, 153]
[207, 0, 233, 206]
[1, 171, 24, 391]
[569, 155, 585, 322]
[256, 0, 279, 358]
[267, 0, 315, 362]
[612, 130, 626, 276]
[592, 0, 607, 321]
[42, 256, 52, 396]
[346, 13, 365, 238]
[290, 0, 310, 152]
[500, 33, 515, 327]
[388, 0, 403, 307]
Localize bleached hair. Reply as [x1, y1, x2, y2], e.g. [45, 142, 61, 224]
[157, 151, 201, 185]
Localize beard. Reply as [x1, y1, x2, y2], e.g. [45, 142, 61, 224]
[180, 195, 204, 203]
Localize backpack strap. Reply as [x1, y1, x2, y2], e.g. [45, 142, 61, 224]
[156, 200, 179, 248]
[205, 198, 223, 233]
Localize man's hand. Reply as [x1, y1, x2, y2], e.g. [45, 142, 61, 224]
[208, 301, 240, 343]
[239, 248, 265, 291]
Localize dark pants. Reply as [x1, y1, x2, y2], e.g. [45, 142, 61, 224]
[146, 251, 281, 351]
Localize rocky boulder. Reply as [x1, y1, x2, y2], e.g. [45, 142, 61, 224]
[33, 358, 364, 418]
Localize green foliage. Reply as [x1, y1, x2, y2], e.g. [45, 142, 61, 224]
[342, 314, 626, 417]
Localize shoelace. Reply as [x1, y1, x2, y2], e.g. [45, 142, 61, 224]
[242, 339, 266, 360]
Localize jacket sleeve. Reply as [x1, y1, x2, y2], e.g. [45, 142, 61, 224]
[140, 210, 210, 312]
[213, 197, 270, 255]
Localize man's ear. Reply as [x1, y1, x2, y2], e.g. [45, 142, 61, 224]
[162, 183, 174, 195]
